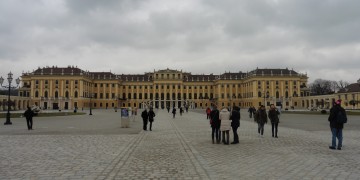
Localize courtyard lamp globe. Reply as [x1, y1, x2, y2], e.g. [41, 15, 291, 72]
[7, 72, 13, 83]
[16, 77, 20, 85]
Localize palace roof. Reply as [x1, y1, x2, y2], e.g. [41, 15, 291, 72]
[338, 83, 360, 93]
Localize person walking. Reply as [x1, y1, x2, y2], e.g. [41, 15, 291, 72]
[185, 105, 189, 113]
[219, 107, 231, 145]
[210, 105, 221, 144]
[206, 107, 211, 119]
[255, 105, 267, 137]
[141, 109, 149, 131]
[268, 104, 280, 138]
[172, 107, 176, 118]
[180, 107, 184, 116]
[167, 106, 170, 113]
[328, 100, 347, 150]
[24, 107, 35, 130]
[148, 108, 156, 131]
[231, 106, 241, 144]
[248, 106, 256, 118]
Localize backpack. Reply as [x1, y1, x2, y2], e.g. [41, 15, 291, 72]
[336, 111, 347, 124]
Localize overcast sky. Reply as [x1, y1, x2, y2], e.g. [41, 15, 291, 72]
[0, 0, 359, 84]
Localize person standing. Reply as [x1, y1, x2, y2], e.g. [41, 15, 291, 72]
[231, 106, 241, 144]
[328, 100, 347, 150]
[255, 105, 267, 137]
[141, 109, 149, 131]
[172, 107, 176, 118]
[167, 106, 170, 113]
[219, 107, 231, 145]
[268, 104, 280, 138]
[210, 105, 221, 144]
[206, 107, 211, 119]
[24, 107, 35, 130]
[148, 108, 156, 131]
[185, 105, 189, 113]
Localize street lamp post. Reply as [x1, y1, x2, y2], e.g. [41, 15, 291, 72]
[0, 72, 21, 125]
[89, 93, 93, 115]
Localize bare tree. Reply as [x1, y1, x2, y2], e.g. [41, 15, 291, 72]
[336, 80, 350, 89]
[310, 79, 334, 95]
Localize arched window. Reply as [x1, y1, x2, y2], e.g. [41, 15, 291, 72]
[65, 91, 69, 98]
[35, 91, 39, 98]
[276, 91, 280, 98]
[285, 91, 289, 98]
[55, 91, 59, 98]
[258, 91, 262, 97]
[293, 91, 297, 97]
[44, 91, 48, 98]
[74, 91, 78, 98]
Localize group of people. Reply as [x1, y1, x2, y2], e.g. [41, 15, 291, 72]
[141, 108, 156, 131]
[167, 106, 186, 118]
[207, 103, 281, 145]
[252, 104, 281, 138]
[21, 98, 348, 151]
[209, 105, 241, 145]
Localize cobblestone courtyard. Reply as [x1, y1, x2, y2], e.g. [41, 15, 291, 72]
[1, 110, 360, 179]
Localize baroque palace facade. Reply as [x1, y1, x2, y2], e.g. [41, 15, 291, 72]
[17, 66, 311, 110]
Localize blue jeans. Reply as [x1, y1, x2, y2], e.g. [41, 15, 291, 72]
[331, 128, 343, 148]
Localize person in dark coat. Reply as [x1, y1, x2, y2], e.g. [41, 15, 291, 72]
[268, 104, 280, 138]
[167, 106, 170, 113]
[141, 109, 149, 131]
[23, 107, 35, 130]
[328, 100, 347, 150]
[148, 108, 156, 131]
[172, 107, 176, 118]
[248, 106, 255, 118]
[180, 107, 184, 116]
[255, 105, 267, 137]
[230, 106, 241, 144]
[210, 106, 221, 144]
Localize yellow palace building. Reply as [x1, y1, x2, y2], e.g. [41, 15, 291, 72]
[18, 66, 310, 110]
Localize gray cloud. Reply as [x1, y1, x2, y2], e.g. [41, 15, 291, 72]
[0, 0, 359, 83]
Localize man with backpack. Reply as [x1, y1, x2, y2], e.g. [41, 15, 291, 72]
[328, 100, 347, 150]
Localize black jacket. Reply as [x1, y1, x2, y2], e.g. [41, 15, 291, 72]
[255, 109, 268, 124]
[210, 109, 220, 128]
[24, 109, 35, 120]
[268, 109, 280, 124]
[141, 110, 148, 121]
[230, 109, 240, 127]
[148, 110, 156, 122]
[328, 105, 346, 129]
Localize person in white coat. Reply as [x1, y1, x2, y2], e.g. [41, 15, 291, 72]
[219, 107, 231, 145]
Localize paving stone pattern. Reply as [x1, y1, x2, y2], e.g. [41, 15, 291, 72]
[0, 110, 360, 179]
